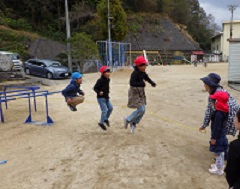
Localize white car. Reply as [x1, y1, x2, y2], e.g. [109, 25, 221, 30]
[0, 51, 23, 71]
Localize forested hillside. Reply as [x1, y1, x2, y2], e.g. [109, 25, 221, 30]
[0, 0, 219, 55]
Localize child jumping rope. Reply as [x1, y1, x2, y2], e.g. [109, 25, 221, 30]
[94, 66, 113, 131]
[124, 56, 156, 134]
[62, 72, 85, 111]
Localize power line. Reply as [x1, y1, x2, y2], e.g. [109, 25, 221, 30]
[227, 4, 238, 39]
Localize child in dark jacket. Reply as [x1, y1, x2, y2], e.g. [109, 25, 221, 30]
[62, 72, 85, 111]
[208, 91, 229, 175]
[124, 56, 156, 134]
[225, 109, 240, 189]
[93, 66, 113, 131]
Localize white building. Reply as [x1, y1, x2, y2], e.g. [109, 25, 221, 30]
[211, 20, 240, 62]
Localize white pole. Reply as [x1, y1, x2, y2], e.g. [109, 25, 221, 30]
[143, 50, 148, 63]
[65, 0, 72, 72]
[108, 0, 113, 69]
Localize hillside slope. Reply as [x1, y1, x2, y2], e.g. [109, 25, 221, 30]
[0, 25, 41, 58]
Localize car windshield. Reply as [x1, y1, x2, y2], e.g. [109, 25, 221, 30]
[4, 54, 20, 60]
[11, 54, 20, 60]
[44, 61, 61, 67]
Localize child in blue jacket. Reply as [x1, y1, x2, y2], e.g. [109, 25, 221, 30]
[62, 72, 85, 111]
[208, 91, 229, 175]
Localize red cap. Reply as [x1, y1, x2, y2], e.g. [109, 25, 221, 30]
[134, 56, 148, 66]
[209, 91, 229, 113]
[99, 66, 110, 74]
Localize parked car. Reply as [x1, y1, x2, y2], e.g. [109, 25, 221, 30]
[0, 51, 23, 71]
[24, 59, 71, 79]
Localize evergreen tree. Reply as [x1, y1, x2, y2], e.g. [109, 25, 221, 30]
[97, 0, 128, 41]
[70, 32, 99, 70]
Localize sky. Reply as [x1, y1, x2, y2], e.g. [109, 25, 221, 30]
[199, 0, 240, 26]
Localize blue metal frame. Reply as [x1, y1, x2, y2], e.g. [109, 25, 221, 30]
[0, 87, 62, 126]
[0, 97, 5, 123]
[2, 86, 40, 111]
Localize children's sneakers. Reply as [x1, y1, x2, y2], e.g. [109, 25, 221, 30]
[130, 123, 136, 134]
[68, 104, 77, 111]
[98, 123, 107, 131]
[124, 117, 129, 129]
[209, 166, 224, 175]
[104, 120, 110, 127]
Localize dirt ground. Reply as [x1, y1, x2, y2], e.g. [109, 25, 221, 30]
[0, 63, 239, 189]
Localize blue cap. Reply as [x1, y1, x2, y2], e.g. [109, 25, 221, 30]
[72, 72, 83, 80]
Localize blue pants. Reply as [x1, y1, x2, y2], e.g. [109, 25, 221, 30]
[127, 105, 145, 124]
[97, 98, 113, 124]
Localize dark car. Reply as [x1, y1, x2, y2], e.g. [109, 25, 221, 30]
[25, 59, 71, 79]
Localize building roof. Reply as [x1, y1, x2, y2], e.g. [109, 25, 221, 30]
[222, 20, 240, 24]
[192, 51, 204, 55]
[124, 18, 201, 51]
[211, 32, 223, 39]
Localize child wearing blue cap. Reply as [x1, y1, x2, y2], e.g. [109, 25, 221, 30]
[62, 72, 85, 111]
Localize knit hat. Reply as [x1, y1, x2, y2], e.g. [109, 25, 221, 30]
[99, 66, 111, 74]
[209, 91, 229, 113]
[200, 73, 221, 87]
[72, 72, 83, 80]
[134, 56, 148, 66]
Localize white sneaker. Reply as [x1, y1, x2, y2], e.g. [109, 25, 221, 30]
[130, 124, 136, 134]
[124, 117, 129, 129]
[209, 167, 224, 175]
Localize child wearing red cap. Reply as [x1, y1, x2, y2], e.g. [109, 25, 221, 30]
[208, 91, 229, 175]
[124, 56, 156, 134]
[93, 66, 113, 130]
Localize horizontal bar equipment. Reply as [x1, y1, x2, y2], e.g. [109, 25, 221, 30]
[0, 87, 62, 125]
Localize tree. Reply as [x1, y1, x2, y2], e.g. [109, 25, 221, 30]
[162, 0, 175, 16]
[70, 32, 99, 70]
[171, 0, 191, 25]
[97, 0, 128, 41]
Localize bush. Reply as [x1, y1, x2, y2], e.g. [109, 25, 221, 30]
[0, 17, 32, 31]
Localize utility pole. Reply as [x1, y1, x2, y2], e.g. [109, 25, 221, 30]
[228, 4, 238, 39]
[65, 0, 72, 72]
[107, 0, 113, 69]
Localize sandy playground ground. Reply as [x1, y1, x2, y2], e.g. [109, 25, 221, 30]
[0, 63, 239, 189]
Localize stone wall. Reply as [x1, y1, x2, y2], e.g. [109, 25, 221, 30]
[0, 71, 25, 82]
[0, 55, 13, 72]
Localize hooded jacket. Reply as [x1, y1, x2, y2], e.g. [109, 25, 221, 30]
[130, 66, 156, 87]
[209, 110, 228, 153]
[210, 91, 229, 113]
[93, 75, 110, 99]
[62, 80, 83, 98]
[209, 92, 229, 153]
[127, 67, 156, 109]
